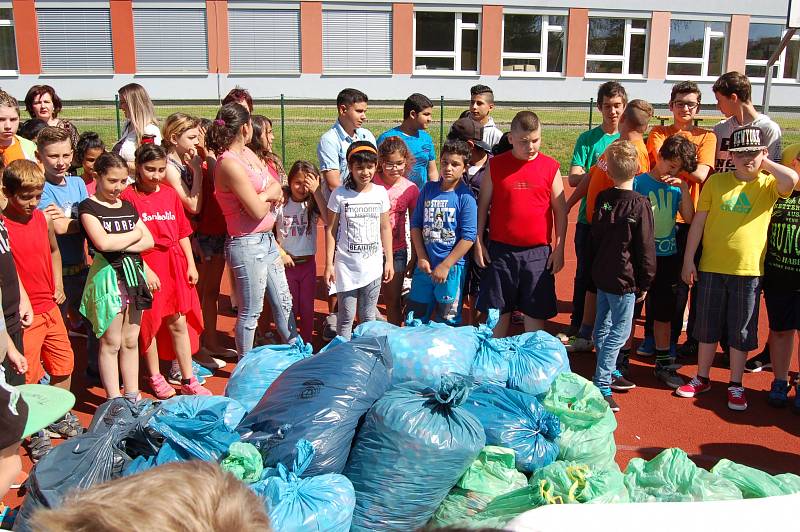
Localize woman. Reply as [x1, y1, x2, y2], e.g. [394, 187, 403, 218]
[113, 83, 161, 175]
[24, 85, 79, 147]
[206, 103, 297, 356]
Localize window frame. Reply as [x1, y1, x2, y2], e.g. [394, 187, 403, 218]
[227, 2, 301, 75]
[745, 19, 800, 84]
[413, 8, 482, 76]
[500, 10, 567, 78]
[585, 15, 650, 79]
[666, 18, 728, 80]
[0, 4, 17, 76]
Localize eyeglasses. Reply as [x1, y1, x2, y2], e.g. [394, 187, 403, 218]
[383, 162, 405, 169]
[672, 101, 699, 110]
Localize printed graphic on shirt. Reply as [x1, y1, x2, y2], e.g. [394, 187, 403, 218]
[721, 193, 752, 214]
[101, 215, 138, 233]
[0, 219, 10, 255]
[343, 201, 381, 258]
[282, 210, 312, 239]
[422, 199, 456, 246]
[715, 135, 735, 174]
[140, 210, 177, 223]
[767, 194, 800, 274]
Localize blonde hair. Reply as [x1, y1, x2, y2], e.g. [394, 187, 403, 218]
[0, 90, 19, 113]
[29, 462, 272, 532]
[2, 159, 45, 195]
[162, 112, 199, 152]
[118, 83, 158, 143]
[605, 140, 640, 182]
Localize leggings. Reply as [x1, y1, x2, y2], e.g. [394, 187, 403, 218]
[285, 258, 316, 343]
[336, 277, 381, 340]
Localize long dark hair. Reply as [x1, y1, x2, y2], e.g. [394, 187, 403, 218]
[205, 103, 250, 155]
[249, 115, 286, 182]
[285, 160, 321, 232]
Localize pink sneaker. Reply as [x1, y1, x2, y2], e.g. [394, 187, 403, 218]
[727, 386, 748, 411]
[181, 376, 212, 396]
[675, 377, 711, 398]
[148, 374, 176, 400]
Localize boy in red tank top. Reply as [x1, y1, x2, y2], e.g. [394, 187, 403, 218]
[474, 111, 568, 337]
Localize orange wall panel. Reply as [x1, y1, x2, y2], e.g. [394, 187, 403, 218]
[727, 15, 750, 73]
[110, 0, 136, 74]
[647, 11, 670, 80]
[301, 2, 323, 74]
[480, 5, 502, 76]
[11, 0, 40, 74]
[565, 8, 588, 78]
[392, 3, 413, 74]
[207, 0, 229, 74]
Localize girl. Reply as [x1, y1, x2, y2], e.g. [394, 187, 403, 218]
[113, 83, 161, 175]
[276, 161, 329, 343]
[162, 112, 204, 215]
[373, 136, 419, 325]
[24, 85, 79, 147]
[325, 141, 393, 339]
[249, 115, 286, 183]
[208, 103, 297, 357]
[121, 144, 210, 398]
[79, 152, 154, 400]
[75, 131, 105, 196]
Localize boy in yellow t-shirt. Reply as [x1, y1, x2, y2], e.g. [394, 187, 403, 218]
[677, 126, 798, 411]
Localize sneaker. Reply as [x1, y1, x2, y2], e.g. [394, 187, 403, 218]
[636, 336, 655, 357]
[744, 349, 772, 373]
[148, 373, 176, 400]
[511, 311, 524, 325]
[167, 361, 209, 386]
[27, 430, 52, 462]
[727, 385, 748, 411]
[181, 376, 213, 396]
[46, 412, 83, 439]
[598, 388, 620, 412]
[767, 379, 790, 408]
[677, 339, 698, 359]
[610, 370, 636, 391]
[616, 353, 631, 378]
[676, 377, 712, 398]
[565, 336, 593, 353]
[654, 364, 684, 390]
[193, 350, 227, 370]
[322, 314, 338, 342]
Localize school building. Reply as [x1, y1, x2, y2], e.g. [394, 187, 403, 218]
[0, 0, 798, 105]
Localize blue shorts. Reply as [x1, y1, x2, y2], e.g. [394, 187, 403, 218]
[407, 263, 465, 324]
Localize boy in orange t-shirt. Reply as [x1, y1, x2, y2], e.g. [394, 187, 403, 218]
[0, 90, 36, 167]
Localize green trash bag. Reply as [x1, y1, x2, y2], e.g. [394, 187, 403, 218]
[542, 373, 617, 470]
[528, 461, 629, 505]
[429, 446, 528, 528]
[220, 442, 264, 484]
[624, 448, 742, 502]
[711, 459, 800, 498]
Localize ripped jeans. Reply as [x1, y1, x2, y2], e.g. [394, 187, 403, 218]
[225, 232, 297, 357]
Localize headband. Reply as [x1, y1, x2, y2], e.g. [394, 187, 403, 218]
[347, 145, 378, 161]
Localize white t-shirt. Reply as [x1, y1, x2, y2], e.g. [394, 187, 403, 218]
[276, 199, 317, 257]
[713, 114, 782, 173]
[483, 117, 504, 149]
[114, 122, 162, 165]
[327, 184, 390, 292]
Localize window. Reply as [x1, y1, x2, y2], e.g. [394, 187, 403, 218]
[323, 9, 392, 73]
[134, 5, 208, 73]
[229, 7, 300, 74]
[667, 20, 727, 78]
[37, 8, 114, 73]
[586, 17, 648, 76]
[414, 11, 480, 73]
[0, 8, 16, 73]
[745, 23, 800, 82]
[501, 14, 566, 75]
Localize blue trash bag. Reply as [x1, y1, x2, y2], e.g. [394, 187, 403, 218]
[237, 335, 392, 476]
[225, 340, 313, 412]
[147, 396, 246, 462]
[507, 330, 571, 397]
[463, 384, 561, 473]
[344, 374, 486, 531]
[470, 310, 512, 386]
[352, 320, 400, 338]
[250, 440, 356, 532]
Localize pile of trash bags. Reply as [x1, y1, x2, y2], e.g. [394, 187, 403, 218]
[14, 322, 800, 531]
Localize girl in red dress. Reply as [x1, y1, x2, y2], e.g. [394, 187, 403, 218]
[121, 144, 211, 398]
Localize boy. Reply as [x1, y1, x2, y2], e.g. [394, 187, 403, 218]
[677, 127, 798, 411]
[474, 111, 567, 337]
[408, 140, 477, 324]
[566, 81, 627, 340]
[591, 140, 656, 411]
[317, 88, 376, 339]
[566, 99, 653, 355]
[469, 85, 503, 149]
[634, 135, 697, 388]
[377, 93, 439, 188]
[0, 90, 36, 166]
[2, 160, 81, 459]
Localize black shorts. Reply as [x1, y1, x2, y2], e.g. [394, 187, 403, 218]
[1, 328, 24, 386]
[583, 232, 597, 294]
[648, 254, 680, 322]
[764, 288, 800, 332]
[465, 254, 487, 297]
[476, 241, 557, 319]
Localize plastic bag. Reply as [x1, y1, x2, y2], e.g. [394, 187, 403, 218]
[507, 330, 571, 397]
[221, 442, 264, 484]
[429, 446, 528, 528]
[352, 320, 400, 338]
[469, 310, 512, 386]
[463, 384, 560, 473]
[542, 372, 617, 469]
[250, 440, 355, 532]
[624, 448, 742, 502]
[225, 340, 313, 412]
[344, 374, 485, 531]
[711, 459, 800, 498]
[238, 335, 392, 476]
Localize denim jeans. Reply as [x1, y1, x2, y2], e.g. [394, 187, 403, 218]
[593, 290, 636, 389]
[61, 269, 99, 374]
[570, 222, 591, 328]
[226, 232, 297, 357]
[337, 277, 381, 340]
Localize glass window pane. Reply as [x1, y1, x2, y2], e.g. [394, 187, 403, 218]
[0, 8, 13, 19]
[710, 22, 726, 32]
[588, 18, 624, 56]
[461, 29, 478, 71]
[745, 64, 766, 78]
[631, 19, 648, 29]
[669, 20, 705, 59]
[629, 33, 646, 75]
[783, 39, 800, 79]
[503, 58, 540, 73]
[586, 60, 622, 74]
[0, 25, 17, 71]
[708, 37, 725, 77]
[503, 14, 541, 54]
[416, 12, 454, 52]
[547, 30, 565, 73]
[462, 13, 478, 24]
[549, 15, 566, 26]
[747, 23, 783, 61]
[415, 57, 455, 71]
[668, 62, 702, 76]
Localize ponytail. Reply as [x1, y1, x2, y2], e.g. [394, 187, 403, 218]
[205, 103, 250, 155]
